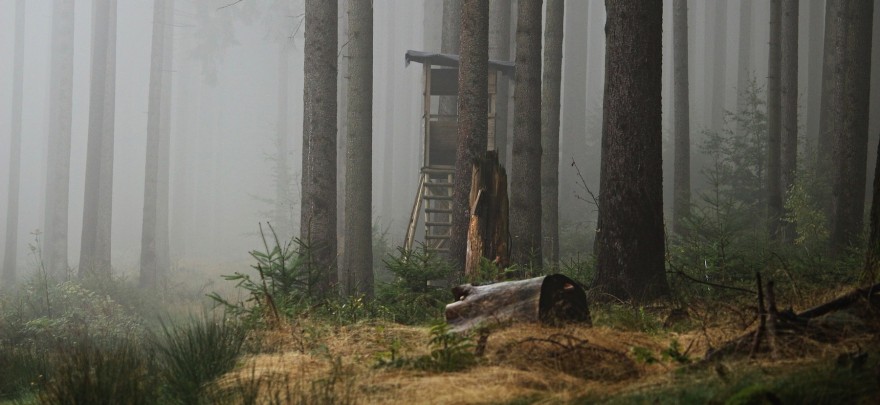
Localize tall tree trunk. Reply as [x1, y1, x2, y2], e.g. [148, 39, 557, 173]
[141, 0, 169, 288]
[736, 0, 753, 126]
[766, 0, 782, 239]
[818, 0, 838, 184]
[450, 0, 490, 271]
[593, 0, 668, 303]
[80, 0, 117, 278]
[301, 0, 338, 294]
[3, 0, 25, 286]
[672, 0, 690, 236]
[559, 0, 588, 226]
[806, 0, 825, 155]
[489, 0, 512, 165]
[711, 0, 728, 131]
[510, 0, 542, 268]
[440, 0, 463, 117]
[865, 131, 880, 281]
[829, 0, 874, 254]
[541, 0, 564, 264]
[342, 0, 373, 297]
[276, 41, 292, 239]
[43, 0, 75, 280]
[780, 0, 799, 243]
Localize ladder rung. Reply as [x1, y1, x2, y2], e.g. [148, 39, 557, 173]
[425, 208, 453, 214]
[424, 235, 450, 239]
[425, 182, 453, 187]
[425, 195, 452, 200]
[425, 222, 451, 227]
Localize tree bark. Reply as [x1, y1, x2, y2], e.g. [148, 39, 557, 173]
[829, 0, 874, 254]
[300, 0, 338, 294]
[464, 151, 510, 278]
[80, 0, 117, 278]
[342, 0, 373, 298]
[510, 0, 543, 268]
[710, 0, 728, 132]
[818, 0, 838, 191]
[806, 0, 825, 156]
[736, 0, 753, 130]
[766, 0, 782, 239]
[592, 0, 668, 303]
[541, 0, 564, 265]
[43, 0, 75, 280]
[672, 0, 690, 236]
[141, 0, 168, 288]
[450, 0, 490, 272]
[780, 0, 799, 243]
[3, 0, 25, 286]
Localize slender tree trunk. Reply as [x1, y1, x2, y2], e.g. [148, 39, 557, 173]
[865, 131, 880, 281]
[141, 0, 170, 288]
[276, 41, 292, 239]
[593, 0, 668, 303]
[510, 0, 542, 268]
[672, 0, 690, 236]
[780, 0, 799, 243]
[301, 0, 338, 294]
[80, 0, 117, 278]
[3, 0, 25, 286]
[806, 0, 824, 155]
[450, 0, 490, 271]
[43, 0, 75, 280]
[489, 0, 512, 165]
[559, 0, 588, 225]
[342, 0, 373, 297]
[736, 0, 753, 127]
[711, 0, 728, 131]
[766, 0, 782, 239]
[541, 0, 563, 265]
[829, 0, 874, 253]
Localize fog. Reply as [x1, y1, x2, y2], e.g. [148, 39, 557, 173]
[1, 0, 880, 280]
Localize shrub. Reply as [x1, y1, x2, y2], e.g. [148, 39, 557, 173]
[376, 245, 456, 325]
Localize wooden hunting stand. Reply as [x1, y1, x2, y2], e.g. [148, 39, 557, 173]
[402, 50, 515, 254]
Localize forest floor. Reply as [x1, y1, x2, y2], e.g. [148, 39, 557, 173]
[212, 289, 880, 404]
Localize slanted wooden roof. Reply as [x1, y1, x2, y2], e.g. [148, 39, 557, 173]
[405, 49, 515, 76]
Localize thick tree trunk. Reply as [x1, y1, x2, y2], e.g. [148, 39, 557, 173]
[450, 0, 490, 271]
[3, 0, 25, 286]
[592, 0, 668, 303]
[780, 0, 799, 243]
[446, 274, 590, 333]
[157, 0, 174, 280]
[829, 0, 874, 254]
[489, 0, 512, 165]
[672, 0, 690, 236]
[80, 0, 117, 278]
[464, 152, 510, 278]
[141, 0, 168, 288]
[541, 0, 564, 265]
[43, 0, 75, 280]
[342, 0, 373, 298]
[510, 0, 543, 268]
[300, 0, 338, 294]
[766, 0, 782, 239]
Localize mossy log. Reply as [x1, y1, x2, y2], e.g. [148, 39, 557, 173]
[445, 274, 591, 333]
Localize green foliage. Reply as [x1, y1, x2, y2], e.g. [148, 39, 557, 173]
[593, 305, 663, 334]
[38, 335, 162, 405]
[376, 245, 456, 325]
[0, 345, 48, 400]
[209, 224, 320, 326]
[154, 315, 247, 404]
[376, 321, 476, 372]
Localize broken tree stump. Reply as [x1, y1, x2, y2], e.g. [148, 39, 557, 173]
[445, 274, 591, 333]
[465, 151, 510, 279]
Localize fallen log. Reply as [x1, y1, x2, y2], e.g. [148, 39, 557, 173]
[796, 282, 880, 319]
[445, 274, 591, 333]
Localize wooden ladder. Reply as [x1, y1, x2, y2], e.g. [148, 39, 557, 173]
[404, 167, 454, 253]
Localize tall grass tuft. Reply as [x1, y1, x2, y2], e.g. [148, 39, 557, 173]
[39, 335, 161, 405]
[155, 315, 247, 404]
